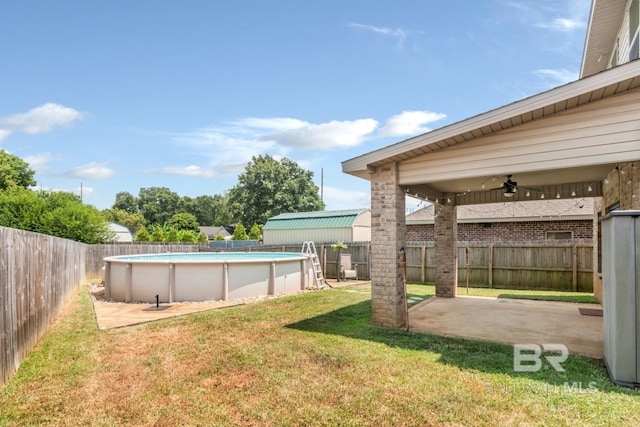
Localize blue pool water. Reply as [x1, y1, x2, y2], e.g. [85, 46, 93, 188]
[112, 252, 304, 262]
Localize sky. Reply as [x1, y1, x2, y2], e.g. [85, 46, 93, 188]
[0, 0, 591, 213]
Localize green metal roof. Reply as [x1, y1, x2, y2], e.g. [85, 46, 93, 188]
[263, 209, 368, 230]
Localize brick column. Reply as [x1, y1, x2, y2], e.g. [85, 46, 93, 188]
[434, 199, 457, 297]
[370, 162, 406, 327]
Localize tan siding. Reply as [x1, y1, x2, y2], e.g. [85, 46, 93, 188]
[400, 89, 640, 184]
[611, 1, 632, 67]
[352, 210, 371, 227]
[352, 225, 371, 242]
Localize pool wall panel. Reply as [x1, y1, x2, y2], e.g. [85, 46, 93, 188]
[131, 265, 170, 303]
[174, 264, 224, 302]
[228, 263, 270, 299]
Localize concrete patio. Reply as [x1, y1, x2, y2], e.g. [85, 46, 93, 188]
[409, 295, 603, 358]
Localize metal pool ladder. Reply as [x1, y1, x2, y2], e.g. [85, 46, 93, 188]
[302, 241, 326, 289]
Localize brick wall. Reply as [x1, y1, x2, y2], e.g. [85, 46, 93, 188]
[370, 162, 406, 328]
[602, 162, 640, 210]
[407, 219, 593, 242]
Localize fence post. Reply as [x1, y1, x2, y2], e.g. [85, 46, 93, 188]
[488, 244, 494, 288]
[421, 245, 426, 285]
[572, 243, 578, 292]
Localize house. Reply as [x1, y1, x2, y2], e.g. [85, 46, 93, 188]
[262, 209, 371, 245]
[107, 222, 133, 243]
[342, 0, 640, 328]
[198, 226, 232, 242]
[406, 198, 597, 242]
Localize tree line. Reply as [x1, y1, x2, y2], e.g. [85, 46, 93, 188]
[0, 150, 325, 244]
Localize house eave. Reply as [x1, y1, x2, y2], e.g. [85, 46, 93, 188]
[580, 0, 627, 78]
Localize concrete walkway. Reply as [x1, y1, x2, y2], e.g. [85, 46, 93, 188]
[409, 295, 603, 358]
[89, 279, 358, 330]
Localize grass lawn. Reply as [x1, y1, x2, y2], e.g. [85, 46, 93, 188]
[0, 283, 637, 426]
[406, 284, 600, 307]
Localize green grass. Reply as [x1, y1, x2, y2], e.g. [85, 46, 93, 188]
[0, 283, 636, 426]
[406, 284, 599, 306]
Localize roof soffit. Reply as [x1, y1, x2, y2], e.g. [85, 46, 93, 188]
[580, 0, 627, 78]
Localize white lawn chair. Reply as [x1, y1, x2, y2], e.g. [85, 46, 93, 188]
[340, 254, 358, 281]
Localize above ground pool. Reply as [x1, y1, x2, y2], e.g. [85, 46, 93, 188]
[103, 252, 313, 303]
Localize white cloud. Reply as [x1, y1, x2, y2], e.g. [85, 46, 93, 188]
[264, 119, 378, 150]
[0, 103, 84, 141]
[538, 17, 585, 31]
[23, 152, 57, 173]
[65, 162, 115, 180]
[534, 68, 578, 86]
[232, 117, 308, 132]
[379, 111, 447, 137]
[503, 1, 588, 33]
[75, 185, 94, 196]
[349, 23, 409, 48]
[146, 165, 218, 178]
[167, 111, 443, 180]
[322, 186, 370, 210]
[175, 128, 278, 176]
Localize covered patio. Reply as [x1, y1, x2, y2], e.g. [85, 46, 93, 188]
[342, 59, 640, 328]
[409, 295, 603, 358]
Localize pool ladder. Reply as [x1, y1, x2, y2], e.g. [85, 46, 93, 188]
[301, 241, 327, 289]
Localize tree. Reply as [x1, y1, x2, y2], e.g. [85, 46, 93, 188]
[113, 191, 139, 213]
[168, 212, 199, 232]
[232, 221, 248, 240]
[134, 227, 151, 242]
[137, 187, 181, 225]
[150, 225, 166, 242]
[227, 155, 324, 226]
[197, 231, 209, 244]
[0, 188, 112, 243]
[180, 229, 197, 243]
[248, 223, 262, 240]
[165, 227, 179, 242]
[180, 195, 221, 226]
[102, 208, 146, 235]
[0, 150, 36, 190]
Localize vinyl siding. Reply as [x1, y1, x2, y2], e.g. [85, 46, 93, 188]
[399, 88, 640, 185]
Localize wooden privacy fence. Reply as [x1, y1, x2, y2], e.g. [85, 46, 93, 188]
[224, 241, 593, 292]
[85, 243, 207, 277]
[223, 242, 372, 282]
[0, 227, 86, 387]
[406, 241, 593, 292]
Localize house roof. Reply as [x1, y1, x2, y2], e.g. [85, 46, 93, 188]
[263, 209, 369, 230]
[406, 199, 597, 224]
[198, 226, 231, 238]
[342, 59, 640, 181]
[107, 222, 133, 242]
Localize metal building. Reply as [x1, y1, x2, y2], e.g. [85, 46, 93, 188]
[262, 209, 371, 245]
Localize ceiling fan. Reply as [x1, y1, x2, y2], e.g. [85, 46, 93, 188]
[501, 175, 518, 197]
[492, 175, 541, 198]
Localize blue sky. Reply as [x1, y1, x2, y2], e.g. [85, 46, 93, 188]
[0, 0, 590, 213]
